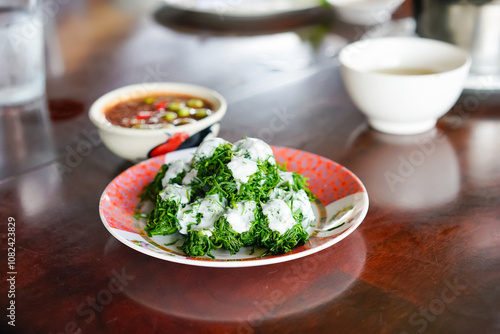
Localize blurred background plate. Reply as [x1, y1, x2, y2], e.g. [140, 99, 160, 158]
[157, 0, 332, 33]
[163, 0, 324, 17]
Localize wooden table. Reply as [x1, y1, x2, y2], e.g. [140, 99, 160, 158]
[1, 1, 499, 333]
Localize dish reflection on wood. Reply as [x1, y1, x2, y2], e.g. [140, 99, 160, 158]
[102, 230, 368, 322]
[99, 146, 369, 267]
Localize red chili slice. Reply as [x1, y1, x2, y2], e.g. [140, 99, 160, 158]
[156, 101, 167, 111]
[136, 111, 154, 120]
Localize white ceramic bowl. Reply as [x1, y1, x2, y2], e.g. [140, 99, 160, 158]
[328, 0, 404, 26]
[89, 83, 227, 162]
[339, 37, 471, 135]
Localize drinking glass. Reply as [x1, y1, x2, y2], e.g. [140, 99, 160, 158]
[0, 0, 45, 106]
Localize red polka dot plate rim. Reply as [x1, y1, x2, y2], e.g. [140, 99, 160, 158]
[99, 147, 369, 267]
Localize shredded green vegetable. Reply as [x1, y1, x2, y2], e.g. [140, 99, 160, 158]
[138, 137, 316, 258]
[146, 199, 180, 236]
[138, 164, 168, 203]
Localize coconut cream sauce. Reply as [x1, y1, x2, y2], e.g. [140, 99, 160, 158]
[227, 157, 258, 183]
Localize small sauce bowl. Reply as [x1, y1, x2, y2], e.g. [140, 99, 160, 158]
[89, 83, 227, 162]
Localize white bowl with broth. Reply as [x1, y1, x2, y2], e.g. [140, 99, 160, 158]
[339, 37, 471, 135]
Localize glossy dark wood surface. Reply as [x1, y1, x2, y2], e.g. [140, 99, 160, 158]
[1, 1, 500, 333]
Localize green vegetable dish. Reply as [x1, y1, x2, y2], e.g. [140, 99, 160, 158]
[138, 137, 317, 258]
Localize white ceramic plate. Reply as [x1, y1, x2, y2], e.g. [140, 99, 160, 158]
[99, 147, 369, 267]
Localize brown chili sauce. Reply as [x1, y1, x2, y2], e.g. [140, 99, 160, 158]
[104, 94, 214, 129]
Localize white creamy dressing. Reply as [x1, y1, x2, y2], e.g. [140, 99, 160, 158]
[159, 184, 191, 205]
[193, 138, 229, 162]
[233, 138, 275, 164]
[182, 168, 198, 185]
[269, 188, 287, 200]
[176, 204, 197, 235]
[176, 194, 227, 235]
[227, 156, 258, 183]
[224, 201, 257, 233]
[269, 189, 315, 229]
[162, 160, 188, 187]
[262, 199, 295, 234]
[290, 189, 315, 228]
[278, 171, 295, 187]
